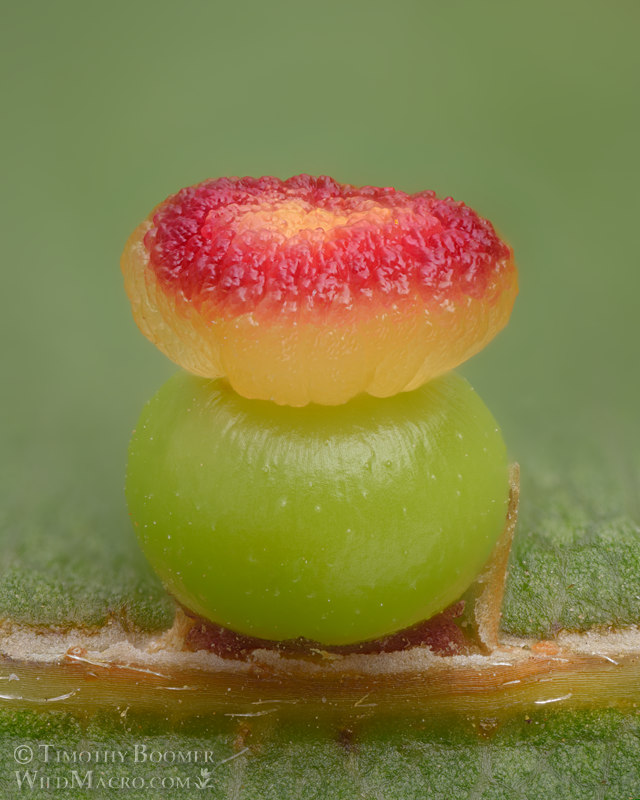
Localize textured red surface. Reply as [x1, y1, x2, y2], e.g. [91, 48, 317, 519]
[184, 601, 470, 660]
[144, 175, 511, 317]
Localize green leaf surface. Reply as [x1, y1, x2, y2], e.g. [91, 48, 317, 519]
[0, 707, 639, 799]
[0, 445, 174, 631]
[502, 444, 640, 637]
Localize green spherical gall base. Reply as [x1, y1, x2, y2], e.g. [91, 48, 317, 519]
[126, 372, 509, 646]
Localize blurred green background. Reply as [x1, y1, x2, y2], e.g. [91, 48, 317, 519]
[1, 1, 638, 625]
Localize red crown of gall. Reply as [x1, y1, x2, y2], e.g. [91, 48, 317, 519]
[144, 174, 512, 316]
